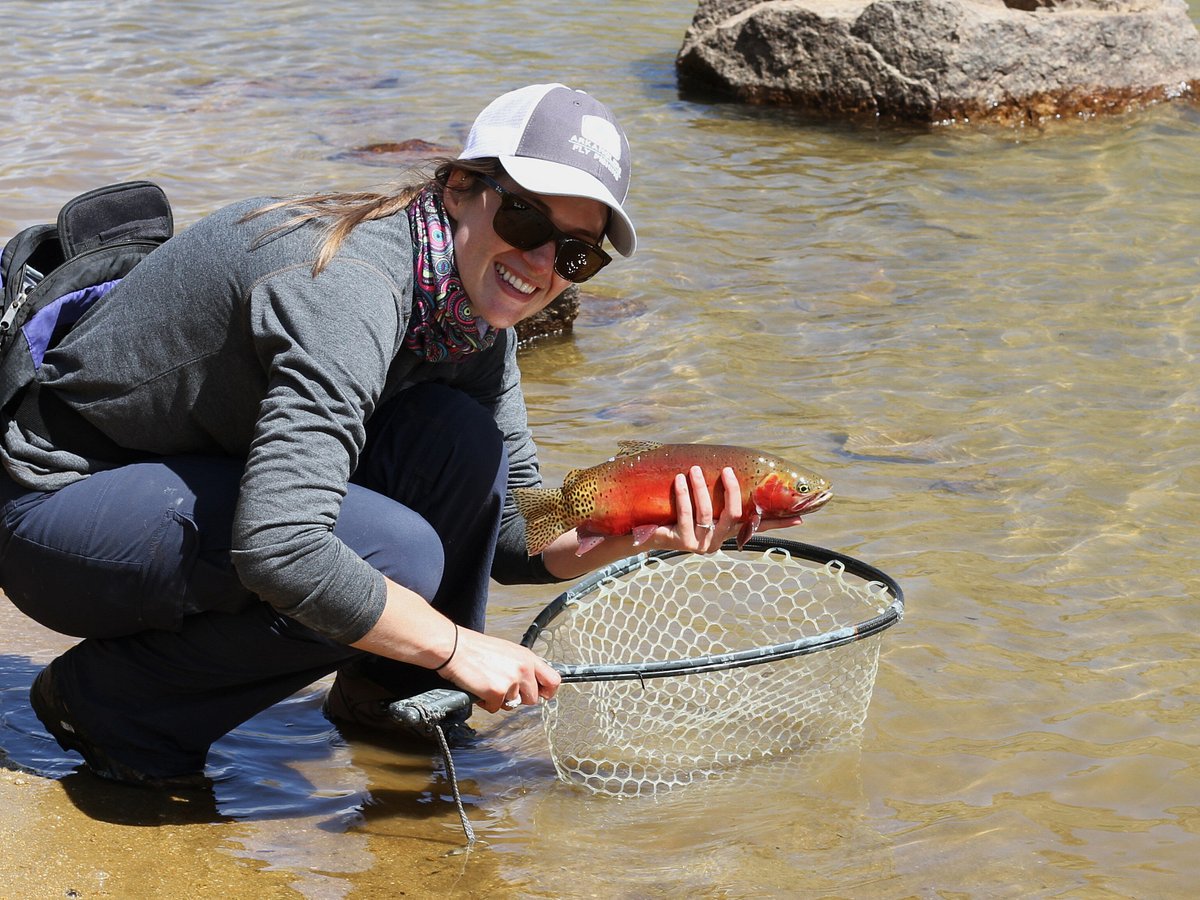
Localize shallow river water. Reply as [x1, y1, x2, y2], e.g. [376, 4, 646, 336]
[2, 1, 1198, 897]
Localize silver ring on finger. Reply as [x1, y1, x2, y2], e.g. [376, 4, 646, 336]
[697, 523, 716, 532]
[503, 697, 521, 709]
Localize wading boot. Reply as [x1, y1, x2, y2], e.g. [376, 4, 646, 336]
[30, 660, 208, 790]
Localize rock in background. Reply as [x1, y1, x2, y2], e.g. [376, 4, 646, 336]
[514, 285, 580, 347]
[676, 0, 1200, 124]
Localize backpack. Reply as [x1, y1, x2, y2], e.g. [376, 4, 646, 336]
[0, 181, 173, 447]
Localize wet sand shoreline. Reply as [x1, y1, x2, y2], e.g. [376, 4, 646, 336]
[0, 597, 501, 898]
[0, 768, 298, 898]
[0, 718, 505, 898]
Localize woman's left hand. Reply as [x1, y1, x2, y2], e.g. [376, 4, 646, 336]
[641, 465, 741, 555]
[642, 465, 806, 555]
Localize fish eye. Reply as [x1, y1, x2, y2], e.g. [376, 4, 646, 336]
[797, 483, 810, 493]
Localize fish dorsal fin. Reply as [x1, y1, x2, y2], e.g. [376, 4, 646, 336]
[615, 440, 663, 457]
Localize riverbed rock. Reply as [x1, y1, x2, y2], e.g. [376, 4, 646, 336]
[514, 285, 580, 346]
[331, 139, 456, 166]
[676, 0, 1200, 124]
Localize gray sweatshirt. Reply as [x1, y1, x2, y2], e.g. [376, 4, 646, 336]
[0, 197, 552, 643]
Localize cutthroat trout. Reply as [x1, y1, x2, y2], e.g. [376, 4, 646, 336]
[513, 441, 832, 556]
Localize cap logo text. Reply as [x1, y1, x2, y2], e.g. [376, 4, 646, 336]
[571, 115, 623, 182]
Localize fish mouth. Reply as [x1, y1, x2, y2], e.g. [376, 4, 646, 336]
[793, 490, 832, 515]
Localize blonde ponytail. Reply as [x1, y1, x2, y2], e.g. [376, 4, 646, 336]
[241, 157, 501, 276]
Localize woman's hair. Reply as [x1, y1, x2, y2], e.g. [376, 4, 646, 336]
[242, 157, 502, 276]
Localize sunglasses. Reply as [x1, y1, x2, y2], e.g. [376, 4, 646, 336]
[477, 175, 612, 284]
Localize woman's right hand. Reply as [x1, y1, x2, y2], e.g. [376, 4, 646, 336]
[351, 578, 560, 714]
[439, 627, 561, 713]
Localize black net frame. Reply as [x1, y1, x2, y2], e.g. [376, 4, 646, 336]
[520, 535, 904, 684]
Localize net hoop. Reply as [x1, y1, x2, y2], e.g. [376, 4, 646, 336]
[520, 536, 904, 683]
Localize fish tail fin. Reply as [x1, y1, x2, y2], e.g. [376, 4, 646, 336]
[513, 487, 570, 556]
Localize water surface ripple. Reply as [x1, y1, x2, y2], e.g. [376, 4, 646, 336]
[2, 1, 1198, 897]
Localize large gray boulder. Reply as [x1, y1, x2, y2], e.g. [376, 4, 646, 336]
[676, 0, 1200, 124]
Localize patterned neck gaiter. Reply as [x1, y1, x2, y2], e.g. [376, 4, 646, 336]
[403, 187, 497, 363]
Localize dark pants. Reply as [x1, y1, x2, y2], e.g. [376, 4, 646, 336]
[0, 384, 507, 777]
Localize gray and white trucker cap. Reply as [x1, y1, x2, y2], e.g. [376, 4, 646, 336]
[458, 83, 636, 257]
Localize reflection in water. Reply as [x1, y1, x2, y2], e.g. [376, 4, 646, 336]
[492, 735, 892, 898]
[3, 0, 1200, 896]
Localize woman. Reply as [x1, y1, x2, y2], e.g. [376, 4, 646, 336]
[0, 83, 755, 788]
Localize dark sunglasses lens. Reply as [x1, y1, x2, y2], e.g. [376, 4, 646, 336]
[555, 240, 609, 283]
[493, 199, 553, 250]
[492, 191, 610, 283]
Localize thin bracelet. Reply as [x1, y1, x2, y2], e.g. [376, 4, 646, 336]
[434, 623, 459, 671]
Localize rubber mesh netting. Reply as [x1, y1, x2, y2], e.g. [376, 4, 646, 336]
[530, 546, 896, 796]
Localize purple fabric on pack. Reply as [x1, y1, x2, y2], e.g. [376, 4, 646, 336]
[23, 280, 119, 367]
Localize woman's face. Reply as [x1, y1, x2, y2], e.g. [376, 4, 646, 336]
[444, 171, 609, 330]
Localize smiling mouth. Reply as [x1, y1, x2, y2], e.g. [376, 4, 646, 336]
[496, 262, 536, 296]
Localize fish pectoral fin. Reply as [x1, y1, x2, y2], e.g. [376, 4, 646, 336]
[615, 440, 663, 457]
[736, 510, 762, 550]
[575, 533, 608, 557]
[631, 524, 657, 547]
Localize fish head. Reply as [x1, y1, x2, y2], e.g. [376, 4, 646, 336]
[751, 467, 832, 518]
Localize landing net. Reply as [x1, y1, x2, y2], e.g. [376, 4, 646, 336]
[521, 537, 903, 797]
